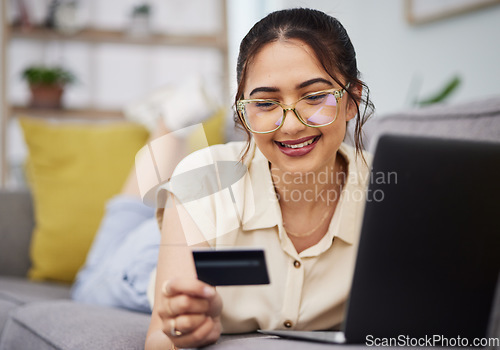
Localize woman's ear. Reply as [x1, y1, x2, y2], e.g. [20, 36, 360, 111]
[345, 83, 362, 122]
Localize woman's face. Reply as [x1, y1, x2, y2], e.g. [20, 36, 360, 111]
[243, 39, 356, 175]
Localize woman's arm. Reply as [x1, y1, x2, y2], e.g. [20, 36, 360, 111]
[145, 196, 222, 349]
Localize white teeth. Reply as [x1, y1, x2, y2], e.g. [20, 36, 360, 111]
[280, 137, 316, 149]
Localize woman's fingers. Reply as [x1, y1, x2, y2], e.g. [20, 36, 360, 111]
[169, 316, 222, 349]
[174, 314, 207, 334]
[162, 293, 210, 317]
[163, 278, 215, 299]
[157, 278, 223, 348]
[207, 289, 223, 317]
[160, 314, 206, 338]
[159, 278, 220, 318]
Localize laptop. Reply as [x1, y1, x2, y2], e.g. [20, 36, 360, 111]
[259, 134, 500, 345]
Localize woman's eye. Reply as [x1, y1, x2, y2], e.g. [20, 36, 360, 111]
[305, 94, 329, 104]
[305, 94, 328, 104]
[255, 101, 277, 110]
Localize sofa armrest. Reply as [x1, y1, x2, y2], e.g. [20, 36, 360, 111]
[0, 190, 34, 277]
[350, 96, 500, 152]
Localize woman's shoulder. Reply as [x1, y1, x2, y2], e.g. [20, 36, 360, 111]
[339, 142, 372, 187]
[172, 141, 248, 176]
[339, 143, 372, 167]
[156, 140, 249, 217]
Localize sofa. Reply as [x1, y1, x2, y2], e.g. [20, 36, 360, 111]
[1, 96, 499, 350]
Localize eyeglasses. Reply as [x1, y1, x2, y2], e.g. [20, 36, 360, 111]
[236, 86, 348, 134]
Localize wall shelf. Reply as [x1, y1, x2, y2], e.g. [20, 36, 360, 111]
[9, 26, 227, 49]
[11, 105, 124, 120]
[0, 0, 229, 188]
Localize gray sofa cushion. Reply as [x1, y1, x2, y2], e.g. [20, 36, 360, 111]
[0, 276, 71, 332]
[0, 300, 17, 339]
[358, 96, 500, 151]
[204, 336, 368, 349]
[0, 277, 71, 305]
[0, 300, 150, 350]
[0, 191, 34, 277]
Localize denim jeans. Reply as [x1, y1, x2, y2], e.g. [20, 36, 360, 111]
[72, 195, 159, 313]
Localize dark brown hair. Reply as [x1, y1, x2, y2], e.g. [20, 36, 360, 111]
[234, 8, 374, 161]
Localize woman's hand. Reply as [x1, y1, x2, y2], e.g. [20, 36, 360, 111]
[158, 278, 222, 349]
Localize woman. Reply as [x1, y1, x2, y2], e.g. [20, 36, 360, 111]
[146, 8, 374, 349]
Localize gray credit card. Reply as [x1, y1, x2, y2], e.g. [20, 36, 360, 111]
[193, 249, 270, 286]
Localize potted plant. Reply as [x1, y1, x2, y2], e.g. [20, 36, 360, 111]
[128, 3, 152, 38]
[21, 65, 76, 109]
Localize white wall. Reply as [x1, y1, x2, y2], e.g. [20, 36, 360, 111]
[6, 0, 225, 109]
[228, 0, 500, 117]
[226, 0, 266, 101]
[5, 0, 500, 118]
[2, 0, 226, 187]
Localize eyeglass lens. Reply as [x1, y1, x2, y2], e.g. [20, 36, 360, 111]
[243, 93, 337, 132]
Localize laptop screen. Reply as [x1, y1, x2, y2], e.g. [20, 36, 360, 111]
[344, 135, 500, 345]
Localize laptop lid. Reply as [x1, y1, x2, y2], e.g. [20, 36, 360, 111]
[344, 135, 500, 344]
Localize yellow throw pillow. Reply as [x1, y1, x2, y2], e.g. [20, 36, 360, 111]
[186, 107, 226, 152]
[20, 118, 149, 283]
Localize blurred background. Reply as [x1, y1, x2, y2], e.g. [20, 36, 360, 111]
[1, 0, 500, 189]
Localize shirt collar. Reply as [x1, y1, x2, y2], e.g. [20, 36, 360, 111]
[327, 143, 370, 245]
[240, 141, 370, 251]
[241, 140, 282, 231]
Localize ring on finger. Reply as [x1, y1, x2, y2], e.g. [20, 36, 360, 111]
[170, 318, 183, 337]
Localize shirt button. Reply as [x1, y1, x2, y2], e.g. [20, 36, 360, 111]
[293, 260, 301, 268]
[284, 320, 293, 328]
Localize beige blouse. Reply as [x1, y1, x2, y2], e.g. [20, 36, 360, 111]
[150, 140, 371, 333]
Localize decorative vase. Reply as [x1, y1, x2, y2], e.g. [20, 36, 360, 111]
[128, 14, 151, 38]
[29, 84, 64, 109]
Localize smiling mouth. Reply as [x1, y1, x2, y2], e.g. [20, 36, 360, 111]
[276, 136, 320, 149]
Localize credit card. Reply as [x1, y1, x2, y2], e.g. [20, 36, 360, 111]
[192, 249, 270, 286]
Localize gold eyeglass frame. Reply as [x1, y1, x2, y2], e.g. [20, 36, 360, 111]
[236, 85, 348, 134]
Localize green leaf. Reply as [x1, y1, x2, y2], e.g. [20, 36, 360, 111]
[21, 66, 76, 86]
[416, 75, 461, 107]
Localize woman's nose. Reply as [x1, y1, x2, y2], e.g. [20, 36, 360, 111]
[279, 109, 306, 135]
